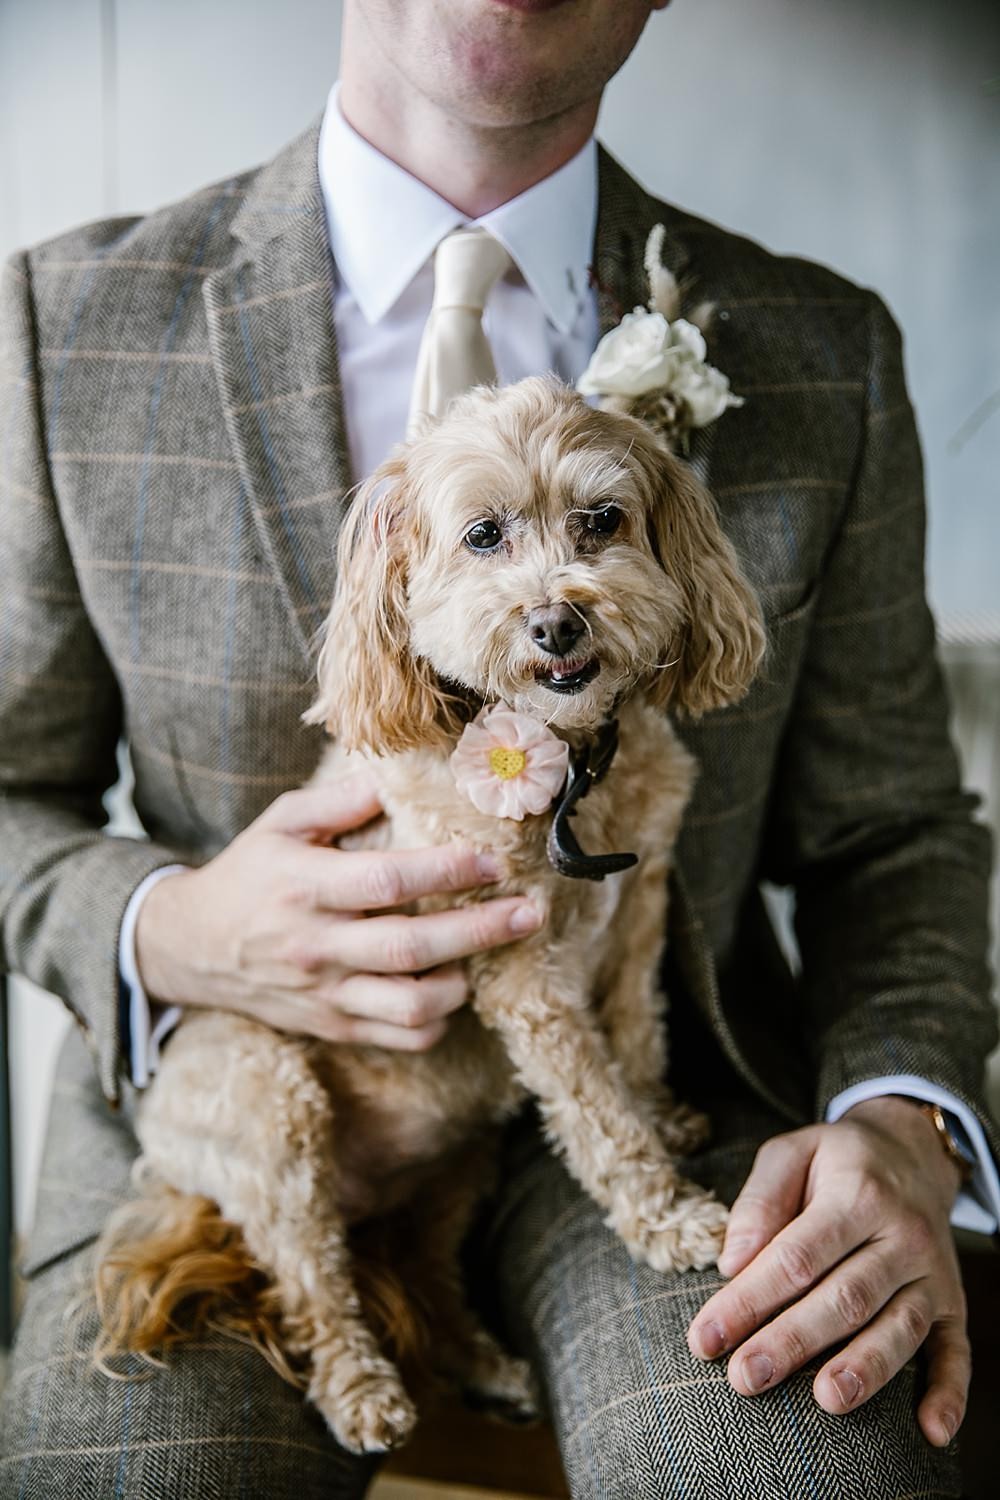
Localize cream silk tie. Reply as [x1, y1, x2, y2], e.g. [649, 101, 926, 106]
[407, 225, 513, 435]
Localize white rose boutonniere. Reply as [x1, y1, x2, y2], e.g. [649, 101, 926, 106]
[578, 224, 743, 449]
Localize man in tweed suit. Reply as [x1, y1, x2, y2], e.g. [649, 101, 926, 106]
[2, 0, 998, 1494]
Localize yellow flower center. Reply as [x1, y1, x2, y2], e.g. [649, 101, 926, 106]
[489, 746, 527, 781]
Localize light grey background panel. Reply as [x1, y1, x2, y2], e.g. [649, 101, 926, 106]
[1, 0, 997, 1234]
[0, 0, 107, 244]
[114, 0, 341, 208]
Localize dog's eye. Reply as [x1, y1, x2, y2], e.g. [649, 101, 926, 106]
[586, 506, 622, 536]
[464, 519, 503, 552]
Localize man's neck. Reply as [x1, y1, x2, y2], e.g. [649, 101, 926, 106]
[337, 70, 597, 219]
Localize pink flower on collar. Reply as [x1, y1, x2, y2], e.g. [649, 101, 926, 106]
[450, 704, 570, 821]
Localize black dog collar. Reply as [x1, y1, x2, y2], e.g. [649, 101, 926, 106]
[546, 717, 638, 882]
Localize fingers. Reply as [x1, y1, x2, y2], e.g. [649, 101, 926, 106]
[695, 1205, 968, 1443]
[334, 966, 469, 1028]
[689, 1194, 867, 1360]
[722, 1242, 902, 1396]
[811, 1290, 969, 1444]
[255, 772, 384, 838]
[333, 898, 544, 974]
[332, 1015, 450, 1053]
[253, 990, 451, 1053]
[300, 841, 505, 912]
[686, 1117, 970, 1437]
[716, 1129, 818, 1278]
[915, 1315, 971, 1447]
[702, 1249, 968, 1443]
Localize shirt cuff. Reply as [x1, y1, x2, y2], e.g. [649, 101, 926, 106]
[119, 864, 187, 1088]
[826, 1074, 1000, 1237]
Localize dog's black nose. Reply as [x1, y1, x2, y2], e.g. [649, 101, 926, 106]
[527, 604, 585, 657]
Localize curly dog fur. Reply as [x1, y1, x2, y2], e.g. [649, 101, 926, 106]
[96, 375, 765, 1454]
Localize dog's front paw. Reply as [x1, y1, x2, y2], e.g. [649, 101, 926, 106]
[311, 1361, 417, 1454]
[617, 1188, 729, 1274]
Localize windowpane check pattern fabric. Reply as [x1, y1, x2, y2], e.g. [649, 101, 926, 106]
[407, 224, 513, 434]
[0, 116, 996, 1496]
[0, 1029, 962, 1499]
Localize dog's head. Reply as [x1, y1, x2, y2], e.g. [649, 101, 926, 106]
[307, 376, 765, 753]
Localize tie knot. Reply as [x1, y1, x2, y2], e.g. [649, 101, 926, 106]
[432, 226, 512, 314]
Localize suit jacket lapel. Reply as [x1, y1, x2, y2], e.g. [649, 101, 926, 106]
[592, 146, 716, 484]
[593, 144, 690, 333]
[203, 121, 351, 666]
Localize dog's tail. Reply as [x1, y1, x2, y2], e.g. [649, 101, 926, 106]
[94, 1185, 430, 1384]
[94, 1185, 299, 1384]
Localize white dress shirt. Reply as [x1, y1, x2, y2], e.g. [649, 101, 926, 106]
[320, 81, 600, 480]
[120, 81, 1000, 1235]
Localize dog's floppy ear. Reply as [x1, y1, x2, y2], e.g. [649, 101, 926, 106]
[637, 432, 766, 717]
[304, 453, 464, 754]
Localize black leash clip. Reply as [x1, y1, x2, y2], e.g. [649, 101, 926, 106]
[546, 717, 638, 882]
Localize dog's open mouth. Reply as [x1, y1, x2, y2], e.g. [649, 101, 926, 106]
[533, 656, 600, 695]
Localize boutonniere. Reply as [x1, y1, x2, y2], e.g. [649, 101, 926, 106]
[578, 224, 743, 450]
[450, 704, 569, 821]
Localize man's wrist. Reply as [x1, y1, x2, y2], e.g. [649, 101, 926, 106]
[911, 1101, 976, 1185]
[826, 1077, 1000, 1235]
[134, 868, 196, 1006]
[841, 1094, 965, 1196]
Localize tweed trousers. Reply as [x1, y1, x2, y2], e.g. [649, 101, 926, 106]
[0, 1025, 961, 1500]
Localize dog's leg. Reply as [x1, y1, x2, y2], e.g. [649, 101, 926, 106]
[398, 1137, 540, 1423]
[135, 1013, 416, 1454]
[598, 855, 710, 1156]
[472, 959, 727, 1273]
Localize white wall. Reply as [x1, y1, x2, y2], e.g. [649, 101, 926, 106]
[2, 0, 998, 1233]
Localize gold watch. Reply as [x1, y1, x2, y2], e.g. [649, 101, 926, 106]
[915, 1102, 975, 1184]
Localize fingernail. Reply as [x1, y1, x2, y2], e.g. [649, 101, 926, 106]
[695, 1320, 727, 1359]
[509, 901, 542, 934]
[832, 1368, 861, 1409]
[743, 1353, 774, 1393]
[476, 853, 502, 881]
[940, 1410, 957, 1444]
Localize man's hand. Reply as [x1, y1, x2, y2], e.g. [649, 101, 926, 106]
[135, 767, 542, 1050]
[687, 1096, 967, 1447]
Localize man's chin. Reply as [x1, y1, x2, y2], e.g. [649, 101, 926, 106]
[440, 7, 599, 118]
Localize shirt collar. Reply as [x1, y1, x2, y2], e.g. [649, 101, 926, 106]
[318, 81, 597, 335]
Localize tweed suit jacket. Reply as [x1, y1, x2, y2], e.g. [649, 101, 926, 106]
[1, 121, 997, 1278]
